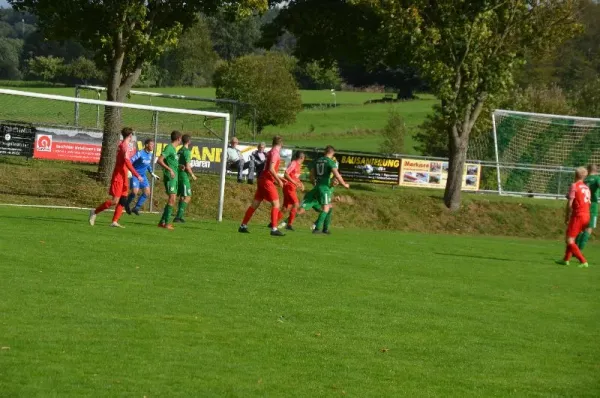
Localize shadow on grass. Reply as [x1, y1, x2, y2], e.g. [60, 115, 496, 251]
[434, 252, 514, 262]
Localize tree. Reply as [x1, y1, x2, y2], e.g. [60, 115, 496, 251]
[0, 37, 22, 79]
[160, 16, 219, 87]
[10, 0, 266, 183]
[379, 110, 406, 154]
[574, 78, 600, 117]
[63, 56, 103, 85]
[295, 60, 342, 90]
[206, 9, 261, 60]
[260, 0, 423, 98]
[214, 52, 302, 133]
[357, 0, 581, 210]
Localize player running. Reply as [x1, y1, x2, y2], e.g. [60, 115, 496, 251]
[238, 136, 286, 236]
[125, 138, 160, 216]
[173, 134, 197, 223]
[557, 167, 591, 268]
[89, 127, 143, 228]
[310, 146, 349, 234]
[157, 131, 183, 230]
[576, 164, 600, 250]
[278, 151, 306, 231]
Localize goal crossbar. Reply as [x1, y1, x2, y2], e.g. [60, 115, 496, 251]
[0, 88, 231, 222]
[494, 109, 600, 123]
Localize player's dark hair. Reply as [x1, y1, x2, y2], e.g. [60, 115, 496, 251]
[272, 136, 283, 146]
[182, 134, 191, 144]
[171, 130, 182, 142]
[121, 127, 134, 139]
[144, 138, 154, 146]
[294, 151, 305, 160]
[324, 145, 335, 155]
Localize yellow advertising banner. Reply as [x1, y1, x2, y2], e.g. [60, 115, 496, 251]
[399, 158, 481, 191]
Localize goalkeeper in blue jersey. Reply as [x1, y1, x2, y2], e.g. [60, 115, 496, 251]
[125, 138, 160, 215]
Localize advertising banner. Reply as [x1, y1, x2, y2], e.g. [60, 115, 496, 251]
[0, 123, 36, 157]
[337, 154, 401, 185]
[34, 127, 102, 163]
[399, 158, 481, 191]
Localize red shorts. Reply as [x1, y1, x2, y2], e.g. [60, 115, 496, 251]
[254, 180, 279, 203]
[109, 174, 128, 198]
[283, 184, 298, 208]
[566, 214, 590, 238]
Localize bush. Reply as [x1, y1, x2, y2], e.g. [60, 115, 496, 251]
[295, 60, 343, 90]
[214, 52, 302, 133]
[507, 84, 574, 115]
[26, 55, 64, 82]
[379, 110, 406, 154]
[0, 38, 23, 80]
[58, 56, 103, 85]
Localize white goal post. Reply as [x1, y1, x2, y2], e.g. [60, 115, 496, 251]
[0, 88, 231, 221]
[491, 109, 600, 197]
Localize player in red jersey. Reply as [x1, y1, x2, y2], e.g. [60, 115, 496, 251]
[279, 151, 306, 231]
[557, 167, 591, 267]
[238, 136, 286, 236]
[89, 127, 143, 228]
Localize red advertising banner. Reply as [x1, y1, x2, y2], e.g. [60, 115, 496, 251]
[33, 128, 103, 163]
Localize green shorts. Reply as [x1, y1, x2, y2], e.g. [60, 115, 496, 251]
[316, 185, 333, 205]
[301, 190, 321, 211]
[178, 177, 192, 197]
[163, 174, 178, 196]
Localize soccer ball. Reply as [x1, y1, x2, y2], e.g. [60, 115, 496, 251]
[363, 164, 374, 175]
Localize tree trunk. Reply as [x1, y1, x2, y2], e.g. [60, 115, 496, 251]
[443, 129, 469, 211]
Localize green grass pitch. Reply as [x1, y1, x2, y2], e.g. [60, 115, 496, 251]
[1, 207, 599, 396]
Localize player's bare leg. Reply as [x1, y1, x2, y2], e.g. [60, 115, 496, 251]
[239, 199, 262, 233]
[89, 195, 119, 226]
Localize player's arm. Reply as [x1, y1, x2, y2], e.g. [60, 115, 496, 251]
[123, 148, 142, 180]
[332, 169, 349, 189]
[157, 154, 175, 178]
[269, 160, 284, 186]
[185, 161, 197, 181]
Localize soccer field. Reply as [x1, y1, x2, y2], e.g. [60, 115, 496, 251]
[1, 207, 599, 396]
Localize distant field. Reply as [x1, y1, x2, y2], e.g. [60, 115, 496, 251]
[0, 83, 436, 154]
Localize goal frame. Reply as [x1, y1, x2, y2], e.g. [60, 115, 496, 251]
[492, 109, 600, 198]
[0, 88, 231, 222]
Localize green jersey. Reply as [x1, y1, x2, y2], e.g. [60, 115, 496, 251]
[162, 144, 179, 178]
[584, 174, 600, 203]
[313, 156, 338, 187]
[178, 146, 192, 181]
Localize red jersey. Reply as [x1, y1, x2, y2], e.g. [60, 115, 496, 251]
[284, 160, 301, 186]
[113, 141, 140, 179]
[569, 181, 591, 217]
[259, 147, 281, 184]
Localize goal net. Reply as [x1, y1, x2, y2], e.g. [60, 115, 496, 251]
[490, 110, 600, 197]
[0, 88, 230, 221]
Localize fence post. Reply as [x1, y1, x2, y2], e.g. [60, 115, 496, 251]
[231, 103, 237, 138]
[74, 86, 80, 127]
[96, 90, 101, 129]
[149, 111, 159, 213]
[557, 166, 563, 197]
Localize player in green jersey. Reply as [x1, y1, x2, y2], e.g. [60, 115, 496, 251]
[576, 164, 600, 249]
[174, 134, 197, 223]
[310, 146, 349, 234]
[156, 130, 182, 230]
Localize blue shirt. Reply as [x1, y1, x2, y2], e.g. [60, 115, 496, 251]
[130, 149, 153, 176]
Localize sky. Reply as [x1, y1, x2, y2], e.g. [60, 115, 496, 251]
[0, 1, 9, 8]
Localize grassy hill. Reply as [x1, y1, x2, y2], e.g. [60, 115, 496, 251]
[0, 82, 436, 154]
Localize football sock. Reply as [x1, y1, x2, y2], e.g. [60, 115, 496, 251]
[135, 193, 147, 210]
[160, 204, 173, 224]
[277, 209, 284, 223]
[271, 207, 280, 229]
[288, 208, 297, 226]
[569, 242, 587, 264]
[315, 210, 328, 230]
[323, 209, 333, 231]
[578, 231, 591, 250]
[564, 244, 572, 262]
[176, 201, 187, 219]
[242, 206, 255, 225]
[112, 204, 124, 223]
[95, 200, 112, 215]
[126, 192, 136, 207]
